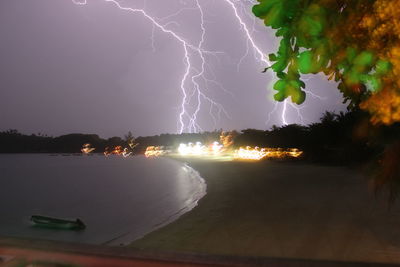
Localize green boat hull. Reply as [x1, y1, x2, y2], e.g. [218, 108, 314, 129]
[31, 215, 86, 230]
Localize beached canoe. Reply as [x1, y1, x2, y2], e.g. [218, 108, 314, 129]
[30, 215, 86, 230]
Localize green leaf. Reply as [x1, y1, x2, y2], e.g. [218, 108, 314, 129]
[353, 51, 375, 67]
[268, 53, 278, 61]
[265, 4, 286, 29]
[273, 79, 287, 101]
[346, 47, 357, 63]
[252, 0, 280, 18]
[375, 60, 391, 75]
[274, 91, 286, 101]
[276, 72, 286, 79]
[298, 51, 313, 74]
[292, 89, 306, 104]
[273, 79, 286, 93]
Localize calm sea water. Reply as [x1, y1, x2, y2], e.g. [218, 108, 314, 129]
[0, 154, 206, 245]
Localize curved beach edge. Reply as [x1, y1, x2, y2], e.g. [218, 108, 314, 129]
[109, 159, 207, 246]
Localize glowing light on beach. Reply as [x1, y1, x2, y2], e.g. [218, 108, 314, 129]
[145, 146, 167, 158]
[112, 146, 123, 155]
[220, 131, 235, 149]
[234, 147, 304, 160]
[81, 143, 95, 154]
[144, 137, 302, 161]
[234, 146, 268, 160]
[128, 140, 139, 150]
[288, 148, 303, 158]
[104, 146, 129, 156]
[178, 142, 207, 156]
[210, 141, 223, 155]
[122, 148, 132, 157]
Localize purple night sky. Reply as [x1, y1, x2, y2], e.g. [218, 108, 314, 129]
[0, 0, 347, 138]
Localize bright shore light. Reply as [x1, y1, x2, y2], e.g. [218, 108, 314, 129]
[104, 146, 132, 156]
[81, 143, 95, 154]
[145, 146, 167, 158]
[178, 142, 207, 156]
[234, 146, 268, 160]
[234, 147, 303, 160]
[144, 141, 303, 161]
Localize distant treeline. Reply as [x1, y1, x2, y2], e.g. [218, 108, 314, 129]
[1, 110, 399, 165]
[0, 130, 125, 154]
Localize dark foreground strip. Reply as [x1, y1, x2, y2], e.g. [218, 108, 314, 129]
[0, 236, 399, 267]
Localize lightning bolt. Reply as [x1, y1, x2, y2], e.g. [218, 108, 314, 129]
[223, 0, 270, 67]
[72, 0, 230, 134]
[221, 0, 292, 127]
[72, 0, 325, 132]
[223, 0, 327, 127]
[222, 0, 289, 127]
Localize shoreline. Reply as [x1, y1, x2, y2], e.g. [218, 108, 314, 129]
[112, 161, 207, 246]
[131, 158, 400, 264]
[0, 155, 207, 246]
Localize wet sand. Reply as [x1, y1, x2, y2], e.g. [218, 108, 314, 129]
[131, 159, 400, 264]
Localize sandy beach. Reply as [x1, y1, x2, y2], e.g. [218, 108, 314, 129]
[131, 158, 400, 264]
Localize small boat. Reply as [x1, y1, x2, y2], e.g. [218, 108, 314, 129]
[30, 215, 86, 230]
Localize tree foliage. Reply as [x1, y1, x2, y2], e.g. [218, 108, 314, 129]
[253, 0, 400, 124]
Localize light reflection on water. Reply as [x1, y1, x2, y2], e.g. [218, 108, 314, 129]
[0, 154, 206, 246]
